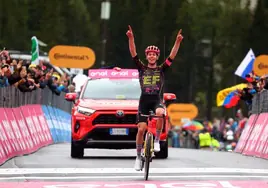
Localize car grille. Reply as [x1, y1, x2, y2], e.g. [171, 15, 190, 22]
[92, 114, 137, 125]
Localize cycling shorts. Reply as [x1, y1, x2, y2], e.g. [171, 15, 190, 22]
[136, 95, 164, 124]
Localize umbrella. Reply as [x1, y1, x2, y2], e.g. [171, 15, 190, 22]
[182, 120, 204, 131]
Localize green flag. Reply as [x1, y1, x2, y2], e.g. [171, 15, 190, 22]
[31, 36, 39, 65]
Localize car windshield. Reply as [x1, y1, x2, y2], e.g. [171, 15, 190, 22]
[82, 78, 141, 100]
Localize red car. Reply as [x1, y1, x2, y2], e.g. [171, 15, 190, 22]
[65, 68, 176, 159]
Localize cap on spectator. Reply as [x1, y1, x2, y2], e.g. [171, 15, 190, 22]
[52, 72, 60, 80]
[29, 64, 36, 69]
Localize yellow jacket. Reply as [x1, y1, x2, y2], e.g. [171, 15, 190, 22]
[199, 132, 212, 147]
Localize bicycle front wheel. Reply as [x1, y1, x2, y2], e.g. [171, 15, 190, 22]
[144, 132, 153, 181]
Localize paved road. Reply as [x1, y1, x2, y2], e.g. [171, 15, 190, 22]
[0, 143, 268, 187]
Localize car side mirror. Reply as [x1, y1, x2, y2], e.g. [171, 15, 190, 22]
[164, 93, 176, 101]
[65, 93, 77, 103]
[163, 93, 176, 107]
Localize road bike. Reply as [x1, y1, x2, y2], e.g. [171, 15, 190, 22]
[139, 110, 166, 180]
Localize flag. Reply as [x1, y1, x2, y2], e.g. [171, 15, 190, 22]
[223, 91, 240, 108]
[235, 49, 255, 79]
[216, 83, 247, 107]
[31, 36, 39, 65]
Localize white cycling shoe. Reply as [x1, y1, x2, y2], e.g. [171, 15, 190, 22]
[134, 156, 143, 171]
[154, 142, 160, 152]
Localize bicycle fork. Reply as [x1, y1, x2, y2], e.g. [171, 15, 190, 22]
[142, 132, 155, 162]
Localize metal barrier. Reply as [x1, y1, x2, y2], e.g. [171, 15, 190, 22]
[0, 87, 72, 113]
[250, 89, 268, 115]
[234, 89, 268, 159]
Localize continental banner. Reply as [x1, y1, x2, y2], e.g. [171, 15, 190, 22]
[253, 55, 268, 76]
[48, 45, 96, 69]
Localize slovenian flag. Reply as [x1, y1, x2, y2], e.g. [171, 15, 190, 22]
[235, 49, 255, 79]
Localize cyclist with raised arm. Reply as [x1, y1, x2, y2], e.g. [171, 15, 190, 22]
[126, 25, 183, 170]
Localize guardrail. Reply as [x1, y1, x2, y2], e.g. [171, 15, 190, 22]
[235, 89, 268, 159]
[0, 87, 72, 165]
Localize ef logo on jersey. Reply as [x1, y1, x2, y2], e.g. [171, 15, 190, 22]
[143, 75, 160, 85]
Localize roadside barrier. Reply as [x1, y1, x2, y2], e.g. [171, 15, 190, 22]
[0, 87, 72, 166]
[2, 86, 267, 166]
[235, 90, 268, 159]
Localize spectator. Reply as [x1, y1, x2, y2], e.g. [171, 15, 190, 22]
[0, 64, 10, 87]
[170, 126, 181, 148]
[68, 84, 75, 93]
[227, 118, 238, 133]
[0, 49, 73, 96]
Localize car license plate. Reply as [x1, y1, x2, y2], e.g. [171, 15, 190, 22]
[109, 128, 129, 135]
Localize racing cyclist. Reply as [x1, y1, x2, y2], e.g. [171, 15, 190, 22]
[126, 25, 183, 170]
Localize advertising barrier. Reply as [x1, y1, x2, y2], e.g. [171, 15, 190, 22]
[235, 90, 268, 160]
[0, 87, 72, 166]
[88, 69, 139, 79]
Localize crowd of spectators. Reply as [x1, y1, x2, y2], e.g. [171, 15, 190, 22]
[229, 71, 268, 113]
[168, 70, 268, 150]
[0, 49, 76, 94]
[168, 109, 248, 151]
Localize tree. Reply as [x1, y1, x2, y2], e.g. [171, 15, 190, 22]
[0, 0, 30, 50]
[248, 0, 268, 56]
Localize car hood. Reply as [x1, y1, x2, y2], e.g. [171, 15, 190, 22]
[78, 99, 139, 110]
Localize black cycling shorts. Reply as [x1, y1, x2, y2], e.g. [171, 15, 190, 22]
[136, 95, 164, 124]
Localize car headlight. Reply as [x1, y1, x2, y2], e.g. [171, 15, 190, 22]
[77, 106, 95, 116]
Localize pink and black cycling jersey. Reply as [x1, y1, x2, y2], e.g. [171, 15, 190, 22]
[133, 55, 172, 96]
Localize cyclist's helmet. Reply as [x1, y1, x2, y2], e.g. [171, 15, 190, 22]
[145, 45, 160, 56]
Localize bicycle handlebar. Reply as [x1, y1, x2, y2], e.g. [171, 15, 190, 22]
[139, 113, 165, 119]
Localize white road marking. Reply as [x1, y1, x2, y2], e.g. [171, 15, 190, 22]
[0, 168, 268, 175]
[0, 175, 267, 180]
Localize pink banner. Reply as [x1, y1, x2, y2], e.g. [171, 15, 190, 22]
[261, 136, 268, 159]
[242, 113, 268, 156]
[20, 105, 41, 151]
[0, 181, 268, 188]
[5, 108, 28, 155]
[0, 123, 7, 165]
[12, 107, 35, 154]
[0, 137, 8, 165]
[88, 69, 139, 79]
[32, 104, 53, 146]
[252, 113, 268, 158]
[28, 105, 46, 147]
[4, 108, 26, 155]
[0, 108, 15, 162]
[234, 114, 257, 153]
[1, 108, 22, 156]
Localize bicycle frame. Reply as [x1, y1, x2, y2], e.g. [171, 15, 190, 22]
[141, 111, 166, 138]
[142, 113, 164, 155]
[139, 111, 165, 180]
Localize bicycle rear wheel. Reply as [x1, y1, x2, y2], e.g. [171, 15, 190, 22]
[144, 132, 153, 180]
